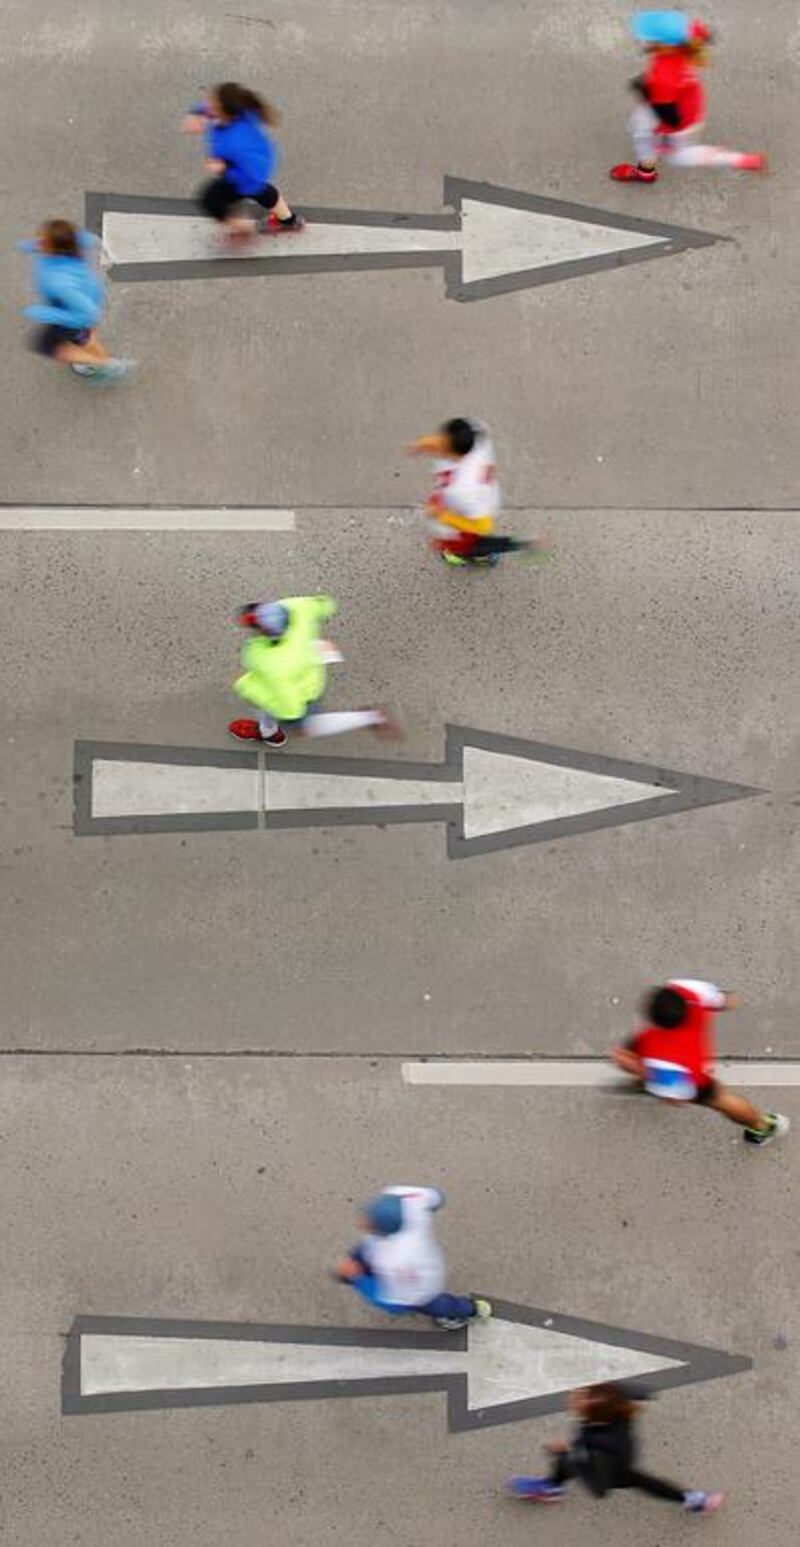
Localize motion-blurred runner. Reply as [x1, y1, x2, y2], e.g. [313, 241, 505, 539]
[182, 82, 303, 241]
[335, 1185, 492, 1329]
[228, 595, 398, 746]
[409, 417, 545, 567]
[611, 12, 766, 183]
[507, 1381, 723, 1513]
[611, 978, 789, 1146]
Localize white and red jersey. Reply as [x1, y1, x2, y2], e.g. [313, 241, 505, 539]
[360, 1185, 446, 1306]
[427, 427, 502, 537]
[632, 979, 726, 1099]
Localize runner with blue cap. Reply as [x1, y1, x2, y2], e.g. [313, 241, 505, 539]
[335, 1186, 493, 1329]
[610, 13, 766, 183]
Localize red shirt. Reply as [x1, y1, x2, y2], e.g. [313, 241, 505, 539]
[632, 979, 725, 1096]
[646, 50, 705, 131]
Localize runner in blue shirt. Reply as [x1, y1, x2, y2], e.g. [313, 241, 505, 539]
[181, 82, 303, 242]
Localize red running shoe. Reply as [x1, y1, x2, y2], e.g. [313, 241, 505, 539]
[259, 213, 306, 236]
[610, 163, 659, 182]
[228, 719, 288, 747]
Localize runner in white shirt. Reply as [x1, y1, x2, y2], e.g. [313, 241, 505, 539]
[335, 1185, 492, 1329]
[408, 417, 543, 568]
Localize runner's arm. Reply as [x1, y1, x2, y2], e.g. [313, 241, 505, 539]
[610, 1043, 645, 1078]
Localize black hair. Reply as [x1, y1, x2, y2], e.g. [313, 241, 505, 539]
[214, 82, 280, 126]
[644, 986, 688, 1029]
[443, 417, 477, 457]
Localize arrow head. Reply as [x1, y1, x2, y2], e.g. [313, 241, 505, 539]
[443, 177, 723, 301]
[445, 725, 761, 858]
[455, 1300, 751, 1431]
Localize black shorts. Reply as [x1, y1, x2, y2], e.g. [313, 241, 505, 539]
[31, 324, 91, 358]
[199, 176, 280, 222]
[693, 1079, 719, 1105]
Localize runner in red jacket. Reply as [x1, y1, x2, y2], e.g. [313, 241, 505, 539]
[610, 979, 789, 1146]
[611, 15, 766, 183]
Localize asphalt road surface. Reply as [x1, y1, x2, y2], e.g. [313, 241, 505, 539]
[1, 2, 797, 1544]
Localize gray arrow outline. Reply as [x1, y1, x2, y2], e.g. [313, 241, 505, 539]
[85, 180, 723, 298]
[72, 726, 761, 855]
[61, 1302, 751, 1428]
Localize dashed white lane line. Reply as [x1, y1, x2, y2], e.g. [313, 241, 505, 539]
[402, 1060, 800, 1088]
[0, 507, 295, 531]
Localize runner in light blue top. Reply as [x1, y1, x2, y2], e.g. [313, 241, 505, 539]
[19, 218, 133, 383]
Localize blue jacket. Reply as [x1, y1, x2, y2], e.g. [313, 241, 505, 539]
[20, 231, 104, 330]
[205, 111, 277, 195]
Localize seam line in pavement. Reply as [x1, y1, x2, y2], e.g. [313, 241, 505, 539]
[0, 1050, 797, 1069]
[0, 503, 797, 517]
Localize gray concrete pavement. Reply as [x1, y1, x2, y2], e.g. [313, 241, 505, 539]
[1, 510, 796, 1053]
[1, 0, 798, 1543]
[2, 0, 799, 509]
[1, 1058, 797, 1546]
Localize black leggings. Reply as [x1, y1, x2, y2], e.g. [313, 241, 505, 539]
[551, 1452, 684, 1504]
[199, 176, 280, 222]
[469, 535, 529, 558]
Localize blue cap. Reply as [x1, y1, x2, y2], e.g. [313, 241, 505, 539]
[364, 1193, 404, 1236]
[253, 601, 290, 638]
[632, 11, 692, 46]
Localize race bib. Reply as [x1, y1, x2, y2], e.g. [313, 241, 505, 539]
[643, 1058, 698, 1101]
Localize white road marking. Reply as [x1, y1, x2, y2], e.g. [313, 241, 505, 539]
[79, 1318, 681, 1409]
[266, 770, 462, 812]
[89, 751, 670, 837]
[102, 202, 662, 285]
[402, 1060, 800, 1088]
[91, 761, 258, 819]
[459, 198, 661, 283]
[461, 747, 669, 839]
[81, 1335, 466, 1395]
[0, 507, 295, 531]
[103, 212, 461, 266]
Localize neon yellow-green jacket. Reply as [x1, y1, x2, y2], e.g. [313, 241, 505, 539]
[234, 594, 337, 720]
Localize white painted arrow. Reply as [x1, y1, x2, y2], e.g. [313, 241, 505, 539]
[88, 180, 720, 299]
[78, 1317, 680, 1406]
[62, 1306, 750, 1428]
[74, 728, 759, 855]
[101, 201, 662, 280]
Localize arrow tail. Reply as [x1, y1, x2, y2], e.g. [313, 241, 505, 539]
[62, 1316, 467, 1416]
[92, 195, 459, 281]
[73, 740, 463, 837]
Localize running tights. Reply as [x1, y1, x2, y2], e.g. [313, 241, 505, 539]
[629, 103, 755, 169]
[257, 709, 382, 739]
[551, 1452, 684, 1503]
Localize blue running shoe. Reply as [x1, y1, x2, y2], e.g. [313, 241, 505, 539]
[683, 1490, 724, 1514]
[505, 1477, 565, 1502]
